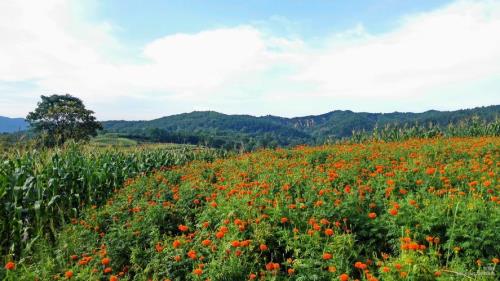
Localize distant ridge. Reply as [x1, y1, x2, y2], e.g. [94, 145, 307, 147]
[0, 116, 28, 133]
[102, 105, 499, 148]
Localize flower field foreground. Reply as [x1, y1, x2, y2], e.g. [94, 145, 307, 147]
[5, 137, 499, 280]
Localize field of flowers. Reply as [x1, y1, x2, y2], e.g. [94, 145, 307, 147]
[3, 137, 499, 280]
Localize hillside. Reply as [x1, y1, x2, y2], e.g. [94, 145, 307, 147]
[0, 116, 28, 133]
[102, 105, 500, 148]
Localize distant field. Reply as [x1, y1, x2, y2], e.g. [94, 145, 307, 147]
[4, 137, 498, 280]
[90, 133, 139, 147]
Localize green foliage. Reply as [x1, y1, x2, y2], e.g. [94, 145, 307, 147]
[0, 143, 225, 260]
[102, 106, 500, 150]
[26, 94, 102, 146]
[4, 137, 498, 280]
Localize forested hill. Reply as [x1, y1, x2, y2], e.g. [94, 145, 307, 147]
[102, 105, 500, 149]
[0, 116, 28, 133]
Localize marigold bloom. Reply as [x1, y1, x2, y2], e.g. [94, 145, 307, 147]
[172, 240, 181, 248]
[110, 275, 118, 281]
[325, 228, 334, 236]
[104, 267, 112, 274]
[215, 231, 225, 239]
[65, 270, 74, 279]
[322, 253, 332, 260]
[187, 250, 197, 260]
[389, 208, 398, 216]
[281, 217, 288, 224]
[155, 243, 164, 253]
[259, 244, 268, 251]
[4, 261, 15, 270]
[193, 268, 203, 275]
[178, 225, 189, 232]
[231, 240, 240, 247]
[339, 273, 349, 281]
[102, 257, 111, 266]
[368, 212, 377, 219]
[202, 239, 211, 246]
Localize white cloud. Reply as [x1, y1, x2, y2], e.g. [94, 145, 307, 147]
[0, 0, 499, 119]
[295, 0, 500, 99]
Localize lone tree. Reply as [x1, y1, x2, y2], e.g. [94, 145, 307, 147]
[26, 94, 102, 146]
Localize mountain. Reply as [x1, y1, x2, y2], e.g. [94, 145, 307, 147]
[102, 105, 500, 149]
[0, 116, 28, 133]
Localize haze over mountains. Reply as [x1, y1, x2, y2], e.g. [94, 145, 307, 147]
[0, 116, 28, 133]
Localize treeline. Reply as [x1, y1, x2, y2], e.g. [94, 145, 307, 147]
[120, 128, 309, 151]
[102, 105, 500, 150]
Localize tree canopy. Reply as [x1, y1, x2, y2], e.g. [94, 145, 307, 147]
[26, 94, 102, 146]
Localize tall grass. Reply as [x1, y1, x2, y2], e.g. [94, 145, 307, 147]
[0, 142, 226, 259]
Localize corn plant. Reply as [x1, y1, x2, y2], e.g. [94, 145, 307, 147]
[0, 142, 226, 259]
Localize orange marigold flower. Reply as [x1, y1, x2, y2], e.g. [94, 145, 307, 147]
[215, 231, 225, 239]
[389, 208, 398, 216]
[155, 243, 164, 253]
[259, 244, 268, 251]
[102, 257, 111, 266]
[382, 266, 390, 273]
[4, 261, 15, 270]
[249, 273, 257, 279]
[322, 253, 332, 260]
[281, 217, 288, 224]
[325, 228, 334, 236]
[104, 267, 112, 274]
[231, 241, 240, 247]
[65, 270, 74, 279]
[193, 268, 203, 276]
[172, 240, 181, 248]
[288, 268, 295, 275]
[187, 250, 197, 260]
[202, 239, 211, 246]
[368, 212, 377, 219]
[110, 275, 118, 281]
[178, 225, 189, 232]
[339, 273, 349, 281]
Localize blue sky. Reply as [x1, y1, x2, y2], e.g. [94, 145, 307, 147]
[0, 0, 499, 120]
[90, 1, 452, 43]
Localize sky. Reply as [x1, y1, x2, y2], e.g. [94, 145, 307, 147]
[0, 0, 499, 120]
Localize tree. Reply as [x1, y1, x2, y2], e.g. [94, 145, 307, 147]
[26, 94, 102, 146]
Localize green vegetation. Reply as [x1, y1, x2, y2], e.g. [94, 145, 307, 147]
[26, 94, 102, 147]
[102, 105, 500, 150]
[90, 134, 139, 147]
[0, 143, 226, 261]
[4, 137, 498, 280]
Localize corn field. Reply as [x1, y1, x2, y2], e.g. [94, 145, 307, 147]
[0, 143, 226, 259]
[348, 116, 500, 143]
